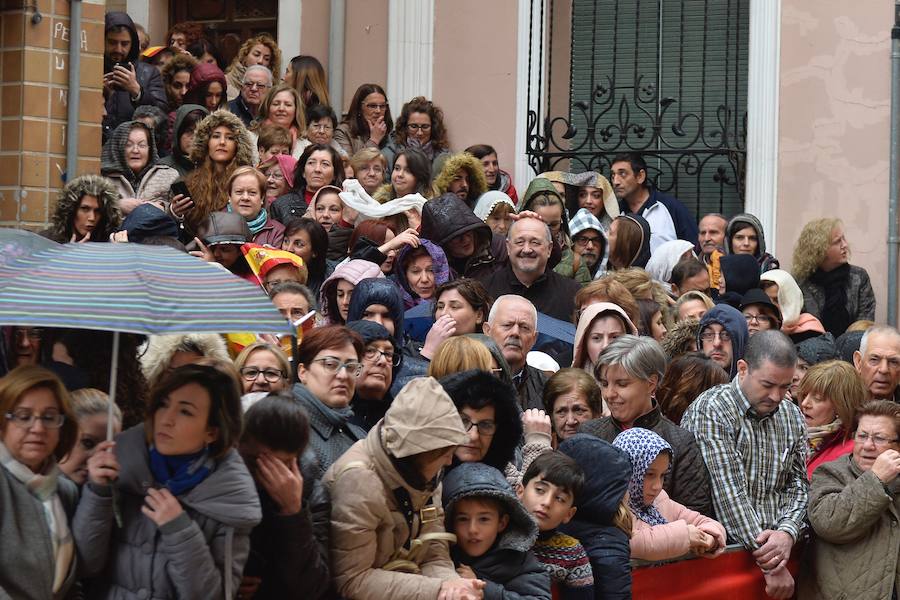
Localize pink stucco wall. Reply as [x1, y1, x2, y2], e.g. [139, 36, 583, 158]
[776, 1, 894, 320]
[342, 0, 389, 116]
[300, 0, 331, 70]
[433, 0, 519, 185]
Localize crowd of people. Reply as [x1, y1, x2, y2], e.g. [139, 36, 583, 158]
[0, 10, 898, 600]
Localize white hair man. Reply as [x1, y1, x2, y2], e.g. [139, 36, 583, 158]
[483, 294, 545, 411]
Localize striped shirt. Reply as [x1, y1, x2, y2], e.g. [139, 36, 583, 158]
[681, 377, 808, 549]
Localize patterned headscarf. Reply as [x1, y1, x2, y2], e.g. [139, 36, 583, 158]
[612, 427, 673, 526]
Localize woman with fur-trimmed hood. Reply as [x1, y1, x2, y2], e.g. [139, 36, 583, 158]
[181, 110, 255, 235]
[43, 174, 122, 243]
[431, 152, 488, 210]
[139, 333, 230, 389]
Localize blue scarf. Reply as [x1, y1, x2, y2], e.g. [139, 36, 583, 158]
[148, 446, 213, 496]
[226, 203, 269, 235]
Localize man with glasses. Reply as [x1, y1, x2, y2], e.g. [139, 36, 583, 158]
[682, 331, 808, 600]
[347, 321, 398, 431]
[480, 217, 580, 322]
[854, 325, 900, 401]
[228, 65, 272, 126]
[567, 208, 608, 281]
[696, 304, 749, 377]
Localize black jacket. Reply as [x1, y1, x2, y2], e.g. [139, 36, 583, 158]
[558, 434, 632, 600]
[245, 452, 332, 600]
[579, 404, 714, 518]
[293, 383, 367, 480]
[102, 13, 167, 142]
[228, 96, 255, 127]
[515, 364, 549, 413]
[480, 263, 580, 323]
[269, 190, 309, 225]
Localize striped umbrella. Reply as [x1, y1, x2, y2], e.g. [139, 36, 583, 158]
[0, 242, 290, 335]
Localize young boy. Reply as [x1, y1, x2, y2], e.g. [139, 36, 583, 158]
[518, 451, 594, 600]
[442, 462, 551, 600]
[257, 123, 293, 165]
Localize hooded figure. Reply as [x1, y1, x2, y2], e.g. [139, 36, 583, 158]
[183, 63, 228, 112]
[101, 121, 179, 210]
[558, 434, 633, 600]
[348, 321, 398, 432]
[102, 12, 168, 140]
[309, 185, 354, 261]
[441, 463, 550, 600]
[183, 110, 256, 235]
[610, 214, 652, 270]
[140, 333, 230, 389]
[318, 260, 385, 325]
[567, 207, 609, 281]
[558, 171, 618, 229]
[71, 422, 262, 600]
[696, 304, 749, 377]
[645, 239, 696, 286]
[439, 369, 524, 474]
[43, 174, 122, 243]
[717, 254, 761, 308]
[795, 333, 837, 367]
[323, 377, 469, 599]
[571, 302, 638, 371]
[431, 152, 489, 210]
[725, 213, 779, 273]
[420, 194, 508, 280]
[760, 269, 805, 326]
[473, 190, 516, 223]
[159, 104, 208, 177]
[393, 240, 451, 309]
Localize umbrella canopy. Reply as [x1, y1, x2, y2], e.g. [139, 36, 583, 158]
[0, 228, 59, 268]
[0, 243, 290, 335]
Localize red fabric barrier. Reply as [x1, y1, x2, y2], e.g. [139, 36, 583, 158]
[632, 548, 800, 600]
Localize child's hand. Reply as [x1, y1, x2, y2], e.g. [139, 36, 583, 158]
[456, 564, 477, 579]
[687, 524, 714, 554]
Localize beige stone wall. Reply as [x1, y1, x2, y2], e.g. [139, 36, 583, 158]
[0, 0, 107, 229]
[342, 0, 388, 116]
[776, 1, 894, 320]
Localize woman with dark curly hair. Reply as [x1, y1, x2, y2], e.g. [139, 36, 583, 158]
[42, 175, 122, 243]
[224, 34, 281, 101]
[334, 83, 394, 156]
[792, 218, 875, 337]
[382, 96, 451, 177]
[160, 52, 197, 112]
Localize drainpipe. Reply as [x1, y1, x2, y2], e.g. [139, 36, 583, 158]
[66, 0, 83, 183]
[328, 0, 345, 117]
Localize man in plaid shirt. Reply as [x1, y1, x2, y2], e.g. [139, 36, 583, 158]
[682, 330, 808, 600]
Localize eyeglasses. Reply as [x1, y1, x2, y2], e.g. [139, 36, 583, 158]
[699, 330, 732, 342]
[744, 313, 773, 325]
[243, 81, 270, 89]
[364, 103, 388, 111]
[573, 236, 602, 247]
[310, 123, 333, 132]
[5, 409, 65, 429]
[854, 431, 899, 447]
[266, 171, 285, 181]
[14, 328, 43, 343]
[363, 347, 401, 366]
[240, 367, 286, 383]
[125, 142, 149, 151]
[310, 357, 363, 377]
[460, 415, 497, 436]
[407, 123, 431, 131]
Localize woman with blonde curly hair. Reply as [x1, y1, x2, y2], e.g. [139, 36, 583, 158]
[179, 110, 255, 235]
[382, 96, 452, 176]
[225, 34, 282, 101]
[792, 218, 875, 337]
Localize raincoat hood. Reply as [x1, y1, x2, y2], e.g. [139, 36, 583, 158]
[393, 240, 451, 309]
[261, 153, 298, 189]
[420, 193, 493, 248]
[140, 333, 230, 388]
[719, 254, 761, 296]
[725, 213, 768, 259]
[381, 377, 468, 459]
[104, 12, 140, 70]
[171, 103, 209, 165]
[572, 302, 638, 369]
[518, 178, 568, 233]
[309, 184, 344, 215]
[795, 332, 837, 366]
[47, 174, 122, 243]
[438, 370, 523, 472]
[101, 121, 159, 184]
[119, 202, 178, 242]
[187, 63, 227, 97]
[616, 214, 652, 269]
[347, 277, 406, 342]
[558, 171, 619, 222]
[760, 269, 804, 325]
[318, 259, 385, 324]
[645, 240, 696, 284]
[697, 304, 749, 376]
[558, 433, 631, 524]
[432, 152, 488, 207]
[473, 191, 516, 222]
[189, 109, 255, 167]
[442, 462, 539, 553]
[347, 320, 396, 352]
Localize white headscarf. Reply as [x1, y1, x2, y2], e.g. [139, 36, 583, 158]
[338, 179, 428, 224]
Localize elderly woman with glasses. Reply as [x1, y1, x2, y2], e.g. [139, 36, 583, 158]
[233, 342, 291, 396]
[799, 400, 900, 599]
[0, 366, 79, 600]
[291, 325, 366, 479]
